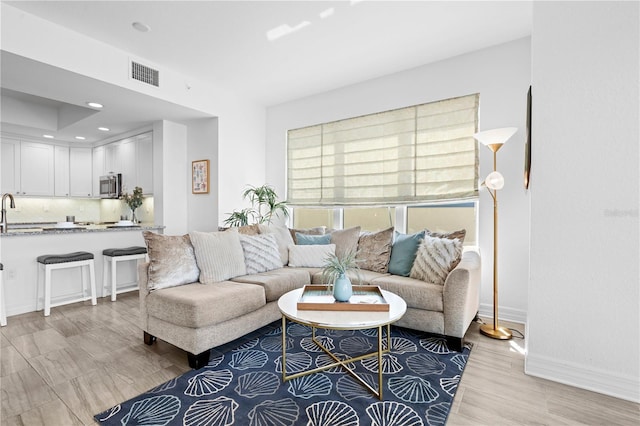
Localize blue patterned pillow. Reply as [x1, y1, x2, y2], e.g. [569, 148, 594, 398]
[295, 233, 331, 245]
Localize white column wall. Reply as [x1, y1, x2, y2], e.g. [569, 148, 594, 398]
[528, 1, 639, 402]
[266, 38, 532, 323]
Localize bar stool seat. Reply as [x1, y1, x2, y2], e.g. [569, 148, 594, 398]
[103, 246, 148, 301]
[0, 262, 6, 326]
[37, 252, 97, 316]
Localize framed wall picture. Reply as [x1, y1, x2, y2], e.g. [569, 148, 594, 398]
[524, 85, 532, 189]
[192, 159, 210, 194]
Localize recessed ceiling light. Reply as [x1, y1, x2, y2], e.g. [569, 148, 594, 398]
[86, 102, 103, 108]
[98, 127, 110, 132]
[132, 21, 151, 32]
[75, 136, 86, 140]
[43, 134, 54, 139]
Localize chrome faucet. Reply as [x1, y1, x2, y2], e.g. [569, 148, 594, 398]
[1, 193, 16, 233]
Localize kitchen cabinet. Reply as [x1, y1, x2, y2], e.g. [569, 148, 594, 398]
[1, 138, 20, 194]
[136, 133, 153, 194]
[2, 141, 56, 196]
[92, 145, 105, 197]
[69, 147, 93, 197]
[119, 137, 137, 192]
[54, 145, 70, 196]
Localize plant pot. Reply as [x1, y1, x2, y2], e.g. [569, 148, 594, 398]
[333, 273, 352, 302]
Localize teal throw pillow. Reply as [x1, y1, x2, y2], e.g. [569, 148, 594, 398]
[388, 230, 426, 276]
[296, 232, 331, 245]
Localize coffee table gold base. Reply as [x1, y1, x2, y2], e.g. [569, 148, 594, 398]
[281, 316, 391, 400]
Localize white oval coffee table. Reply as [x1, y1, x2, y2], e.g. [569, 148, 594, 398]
[278, 287, 407, 399]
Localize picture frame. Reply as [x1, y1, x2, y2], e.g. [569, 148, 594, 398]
[524, 85, 532, 189]
[192, 159, 210, 194]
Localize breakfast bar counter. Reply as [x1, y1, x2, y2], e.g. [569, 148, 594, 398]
[0, 224, 164, 318]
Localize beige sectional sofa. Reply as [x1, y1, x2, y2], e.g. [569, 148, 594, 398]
[139, 225, 480, 369]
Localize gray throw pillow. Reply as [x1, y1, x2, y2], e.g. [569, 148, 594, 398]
[142, 231, 200, 291]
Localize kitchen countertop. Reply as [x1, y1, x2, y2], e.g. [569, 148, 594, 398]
[0, 223, 164, 236]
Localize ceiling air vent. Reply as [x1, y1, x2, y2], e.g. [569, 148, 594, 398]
[130, 60, 160, 87]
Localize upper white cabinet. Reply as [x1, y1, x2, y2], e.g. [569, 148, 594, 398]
[54, 145, 70, 196]
[1, 138, 21, 194]
[13, 142, 55, 196]
[97, 131, 153, 196]
[136, 133, 153, 194]
[69, 147, 93, 197]
[92, 145, 105, 197]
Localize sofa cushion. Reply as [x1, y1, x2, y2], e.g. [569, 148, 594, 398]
[371, 275, 444, 312]
[388, 231, 425, 277]
[232, 268, 310, 302]
[145, 281, 265, 328]
[329, 226, 361, 259]
[296, 233, 331, 245]
[410, 234, 463, 285]
[143, 231, 200, 291]
[290, 226, 326, 243]
[311, 268, 388, 285]
[258, 223, 295, 265]
[355, 227, 394, 273]
[190, 229, 247, 283]
[239, 233, 283, 274]
[425, 228, 466, 269]
[288, 244, 336, 268]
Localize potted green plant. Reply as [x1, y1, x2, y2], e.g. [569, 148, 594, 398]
[321, 250, 362, 302]
[224, 184, 289, 226]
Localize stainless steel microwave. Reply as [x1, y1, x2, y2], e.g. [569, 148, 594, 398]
[99, 173, 122, 198]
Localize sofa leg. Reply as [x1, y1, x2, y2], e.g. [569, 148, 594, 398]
[187, 350, 210, 369]
[446, 336, 464, 352]
[143, 331, 156, 345]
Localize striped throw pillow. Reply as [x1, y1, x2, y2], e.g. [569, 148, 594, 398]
[410, 234, 462, 285]
[239, 234, 283, 274]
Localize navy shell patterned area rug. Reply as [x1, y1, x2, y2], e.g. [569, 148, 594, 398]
[94, 321, 471, 426]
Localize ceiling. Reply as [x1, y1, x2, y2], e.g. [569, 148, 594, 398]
[1, 0, 532, 143]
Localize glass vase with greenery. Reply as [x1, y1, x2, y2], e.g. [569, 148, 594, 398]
[121, 186, 144, 223]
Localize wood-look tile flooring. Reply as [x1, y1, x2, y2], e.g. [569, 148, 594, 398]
[1, 292, 638, 425]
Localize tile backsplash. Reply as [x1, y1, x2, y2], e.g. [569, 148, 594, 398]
[6, 196, 154, 224]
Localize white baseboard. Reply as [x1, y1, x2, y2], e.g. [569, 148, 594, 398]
[478, 303, 527, 324]
[526, 352, 640, 403]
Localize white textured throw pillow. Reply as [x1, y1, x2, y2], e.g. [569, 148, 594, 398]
[288, 244, 336, 268]
[239, 233, 283, 274]
[410, 235, 462, 285]
[189, 229, 247, 283]
[258, 223, 295, 265]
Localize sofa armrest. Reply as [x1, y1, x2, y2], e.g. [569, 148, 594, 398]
[442, 249, 481, 338]
[138, 262, 151, 332]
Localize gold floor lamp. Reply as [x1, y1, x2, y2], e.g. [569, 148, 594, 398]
[474, 127, 518, 340]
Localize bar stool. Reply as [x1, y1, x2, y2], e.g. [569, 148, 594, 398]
[102, 246, 148, 301]
[0, 262, 6, 326]
[37, 252, 96, 316]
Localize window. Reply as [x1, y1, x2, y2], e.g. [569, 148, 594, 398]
[287, 94, 479, 240]
[287, 93, 479, 206]
[407, 202, 477, 246]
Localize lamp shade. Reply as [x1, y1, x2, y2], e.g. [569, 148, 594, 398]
[485, 171, 505, 190]
[473, 127, 518, 146]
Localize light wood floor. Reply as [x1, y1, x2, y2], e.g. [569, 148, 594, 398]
[1, 292, 638, 425]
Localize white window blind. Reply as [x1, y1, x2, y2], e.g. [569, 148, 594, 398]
[287, 93, 479, 206]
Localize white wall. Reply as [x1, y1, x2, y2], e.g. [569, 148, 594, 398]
[186, 117, 219, 232]
[266, 38, 532, 323]
[528, 1, 639, 402]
